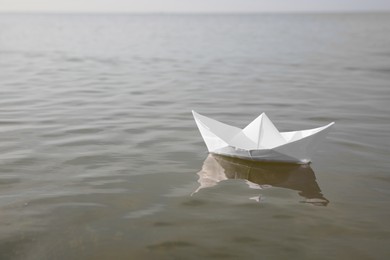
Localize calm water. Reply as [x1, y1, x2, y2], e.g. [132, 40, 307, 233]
[0, 13, 389, 259]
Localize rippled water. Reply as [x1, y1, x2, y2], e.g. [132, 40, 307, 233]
[0, 13, 389, 259]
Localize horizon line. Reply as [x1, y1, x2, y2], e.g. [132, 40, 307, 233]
[0, 10, 390, 15]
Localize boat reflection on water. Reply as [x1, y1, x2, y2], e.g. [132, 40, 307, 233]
[193, 154, 329, 206]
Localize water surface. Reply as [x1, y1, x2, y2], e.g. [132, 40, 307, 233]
[0, 13, 389, 259]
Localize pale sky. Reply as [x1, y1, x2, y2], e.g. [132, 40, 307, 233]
[1, 0, 390, 13]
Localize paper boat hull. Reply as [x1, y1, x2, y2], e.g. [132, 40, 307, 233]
[211, 147, 303, 164]
[192, 111, 334, 164]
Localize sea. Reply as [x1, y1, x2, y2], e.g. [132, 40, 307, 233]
[0, 13, 389, 259]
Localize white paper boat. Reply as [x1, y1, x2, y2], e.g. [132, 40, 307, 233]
[192, 111, 334, 164]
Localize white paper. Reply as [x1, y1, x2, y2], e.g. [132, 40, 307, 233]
[192, 110, 334, 164]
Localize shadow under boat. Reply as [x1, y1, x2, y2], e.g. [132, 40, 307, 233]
[194, 154, 329, 206]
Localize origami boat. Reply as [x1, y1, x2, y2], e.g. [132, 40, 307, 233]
[192, 111, 334, 164]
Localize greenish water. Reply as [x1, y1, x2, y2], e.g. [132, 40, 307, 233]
[0, 13, 389, 259]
